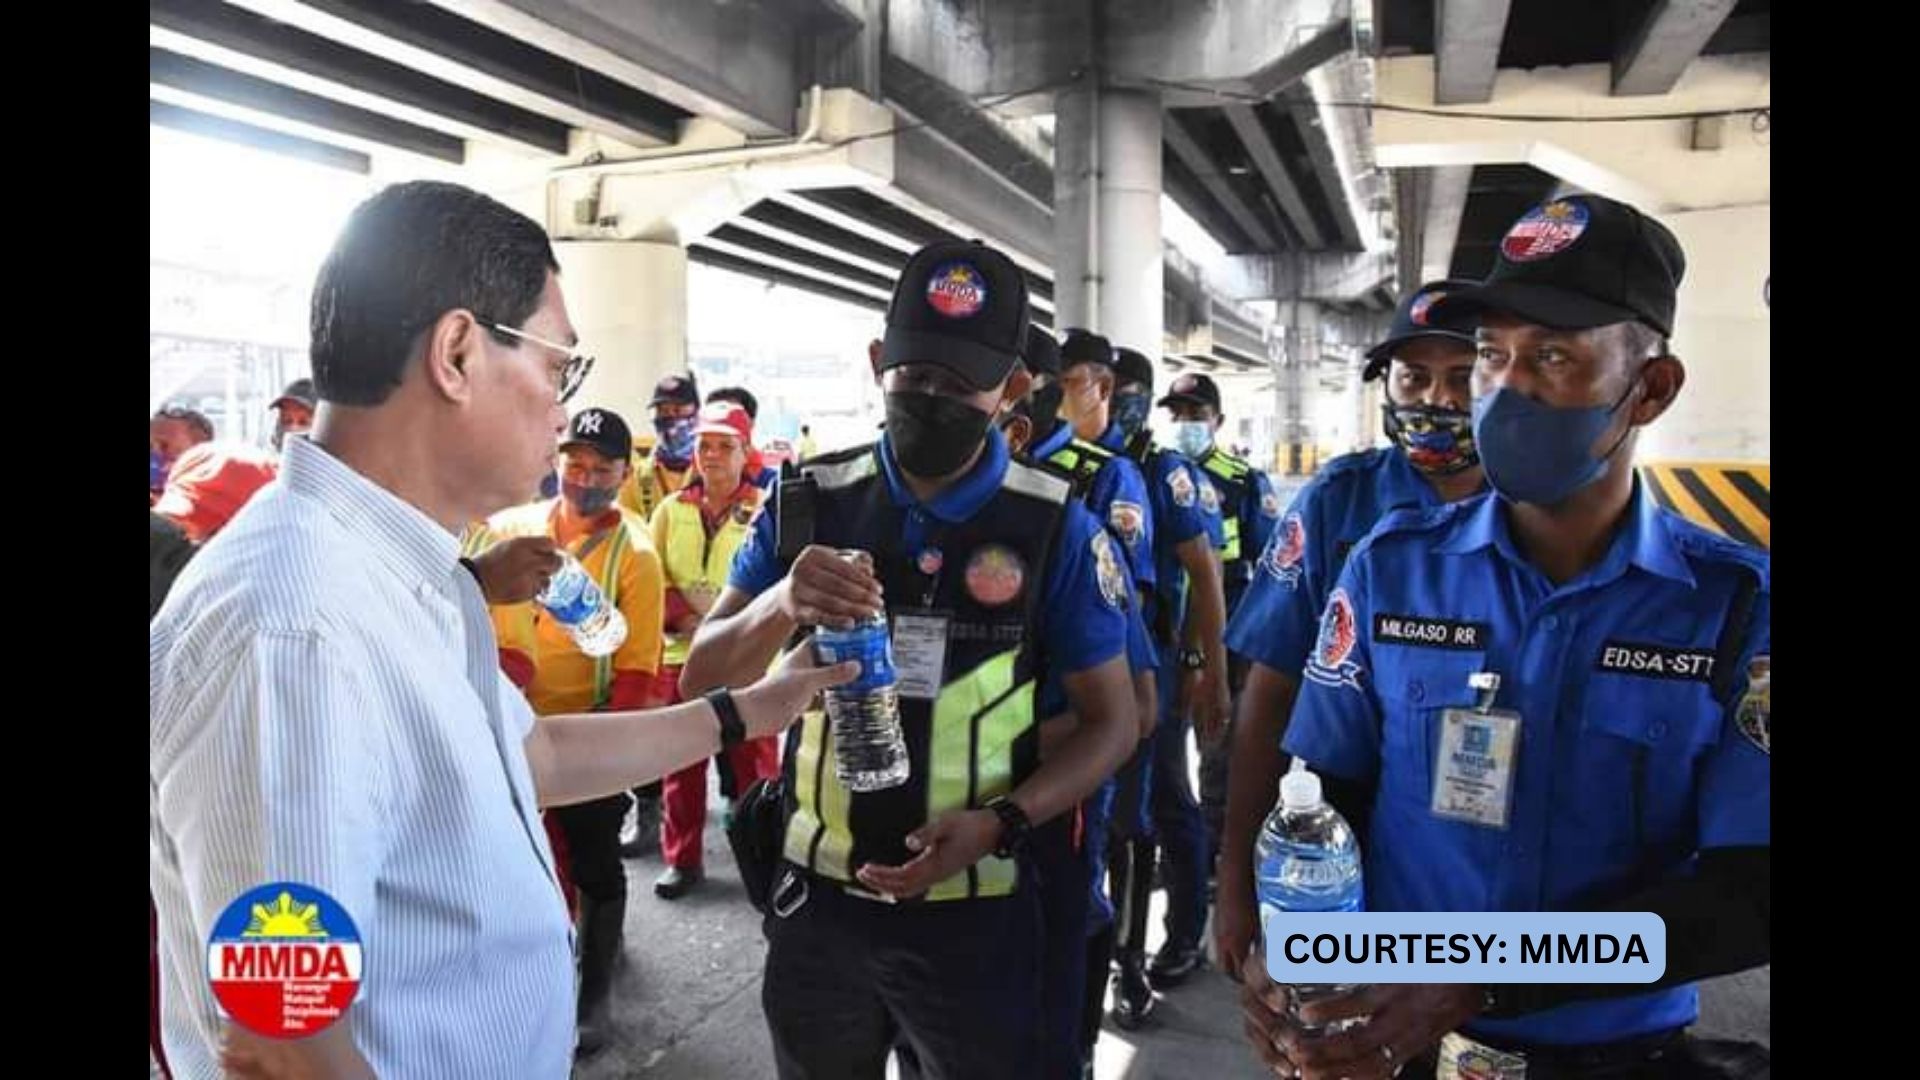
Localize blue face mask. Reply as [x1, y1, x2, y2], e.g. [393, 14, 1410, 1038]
[1170, 420, 1213, 461]
[562, 480, 619, 517]
[1471, 381, 1639, 506]
[1113, 392, 1151, 442]
[654, 416, 696, 465]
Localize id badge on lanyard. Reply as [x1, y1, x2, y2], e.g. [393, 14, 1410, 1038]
[893, 611, 951, 701]
[1432, 673, 1521, 830]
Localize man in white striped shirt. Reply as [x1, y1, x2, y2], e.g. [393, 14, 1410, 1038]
[150, 181, 853, 1080]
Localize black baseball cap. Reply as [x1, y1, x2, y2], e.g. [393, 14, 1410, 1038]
[1362, 280, 1480, 381]
[270, 378, 317, 410]
[1021, 325, 1061, 378]
[559, 406, 633, 463]
[1431, 193, 1685, 338]
[648, 373, 700, 409]
[1114, 347, 1155, 392]
[1157, 371, 1221, 412]
[1059, 328, 1115, 371]
[880, 240, 1030, 391]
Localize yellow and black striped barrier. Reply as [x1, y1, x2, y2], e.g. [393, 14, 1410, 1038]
[1640, 463, 1769, 550]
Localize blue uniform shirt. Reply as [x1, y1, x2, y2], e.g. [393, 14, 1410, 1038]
[1284, 482, 1770, 1046]
[729, 428, 1130, 679]
[1241, 464, 1281, 582]
[1032, 421, 1157, 592]
[1146, 444, 1225, 643]
[1019, 422, 1156, 712]
[1227, 447, 1477, 677]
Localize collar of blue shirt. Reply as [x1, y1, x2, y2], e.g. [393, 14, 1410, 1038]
[1027, 417, 1075, 463]
[877, 424, 1012, 525]
[1380, 446, 1447, 510]
[1436, 475, 1694, 587]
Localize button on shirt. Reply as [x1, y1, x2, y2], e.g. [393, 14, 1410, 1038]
[1284, 483, 1770, 1046]
[150, 437, 576, 1079]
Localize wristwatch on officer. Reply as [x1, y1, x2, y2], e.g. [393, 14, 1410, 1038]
[1178, 648, 1207, 671]
[984, 795, 1033, 858]
[704, 688, 746, 748]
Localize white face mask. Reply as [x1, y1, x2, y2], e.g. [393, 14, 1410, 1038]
[1171, 420, 1213, 460]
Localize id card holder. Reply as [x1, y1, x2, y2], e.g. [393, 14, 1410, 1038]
[1431, 672, 1520, 830]
[892, 611, 951, 701]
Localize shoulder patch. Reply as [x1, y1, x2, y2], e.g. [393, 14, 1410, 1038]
[1303, 587, 1364, 691]
[1109, 500, 1146, 550]
[1091, 529, 1129, 610]
[1167, 467, 1197, 508]
[1262, 511, 1307, 590]
[1736, 654, 1769, 754]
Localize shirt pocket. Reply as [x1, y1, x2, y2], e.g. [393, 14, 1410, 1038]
[1578, 674, 1721, 857]
[1375, 649, 1489, 810]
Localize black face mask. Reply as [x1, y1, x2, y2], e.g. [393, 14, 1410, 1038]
[1024, 381, 1065, 443]
[885, 391, 993, 477]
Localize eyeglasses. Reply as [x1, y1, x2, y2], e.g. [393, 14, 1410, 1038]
[476, 317, 595, 404]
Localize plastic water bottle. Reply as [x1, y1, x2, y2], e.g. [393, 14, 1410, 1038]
[535, 550, 628, 658]
[1255, 760, 1365, 1034]
[813, 613, 909, 792]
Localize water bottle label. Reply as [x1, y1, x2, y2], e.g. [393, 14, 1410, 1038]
[815, 624, 896, 694]
[544, 579, 601, 627]
[1283, 858, 1357, 891]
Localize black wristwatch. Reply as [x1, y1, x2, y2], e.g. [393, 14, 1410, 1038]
[1178, 648, 1207, 671]
[704, 688, 746, 748]
[984, 796, 1033, 858]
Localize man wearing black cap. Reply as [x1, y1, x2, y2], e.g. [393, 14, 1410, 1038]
[1005, 324, 1165, 1050]
[469, 405, 669, 1057]
[619, 372, 701, 521]
[1107, 345, 1233, 998]
[269, 377, 316, 452]
[1212, 280, 1487, 983]
[1242, 194, 1770, 1078]
[682, 240, 1140, 1079]
[1159, 370, 1282, 889]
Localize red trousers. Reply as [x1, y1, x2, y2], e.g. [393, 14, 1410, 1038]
[658, 664, 780, 869]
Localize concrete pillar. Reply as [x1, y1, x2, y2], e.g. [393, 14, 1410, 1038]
[552, 241, 689, 424]
[1276, 299, 1319, 476]
[1053, 78, 1165, 357]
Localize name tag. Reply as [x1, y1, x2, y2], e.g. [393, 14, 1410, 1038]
[1374, 613, 1489, 651]
[893, 612, 951, 701]
[1595, 641, 1717, 682]
[1432, 708, 1521, 829]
